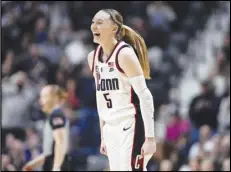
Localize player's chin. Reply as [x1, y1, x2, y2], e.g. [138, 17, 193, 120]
[93, 35, 103, 43]
[41, 107, 48, 114]
[93, 38, 100, 44]
[41, 109, 45, 114]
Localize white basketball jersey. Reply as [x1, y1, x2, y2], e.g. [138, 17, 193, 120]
[92, 41, 138, 124]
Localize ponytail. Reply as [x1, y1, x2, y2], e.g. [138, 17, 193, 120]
[120, 25, 151, 79]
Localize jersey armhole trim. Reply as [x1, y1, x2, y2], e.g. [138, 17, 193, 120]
[115, 45, 130, 74]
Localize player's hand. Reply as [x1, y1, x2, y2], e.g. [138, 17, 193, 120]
[22, 164, 33, 171]
[52, 168, 61, 171]
[141, 137, 156, 157]
[100, 139, 107, 156]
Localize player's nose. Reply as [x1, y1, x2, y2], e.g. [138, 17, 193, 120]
[91, 23, 97, 31]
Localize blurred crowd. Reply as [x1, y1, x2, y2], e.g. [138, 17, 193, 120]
[1, 1, 230, 171]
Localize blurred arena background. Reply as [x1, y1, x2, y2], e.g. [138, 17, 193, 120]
[1, 1, 230, 171]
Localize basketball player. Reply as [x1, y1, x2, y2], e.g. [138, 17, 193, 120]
[88, 9, 156, 171]
[23, 85, 70, 171]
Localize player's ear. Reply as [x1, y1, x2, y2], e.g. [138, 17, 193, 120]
[112, 25, 118, 34]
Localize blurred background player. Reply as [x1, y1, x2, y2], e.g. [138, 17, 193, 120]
[23, 85, 70, 171]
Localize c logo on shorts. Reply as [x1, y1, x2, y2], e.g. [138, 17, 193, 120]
[134, 155, 143, 169]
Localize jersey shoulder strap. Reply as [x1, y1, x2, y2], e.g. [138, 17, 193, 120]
[113, 41, 130, 54]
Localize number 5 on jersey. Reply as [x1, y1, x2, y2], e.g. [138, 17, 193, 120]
[103, 93, 112, 108]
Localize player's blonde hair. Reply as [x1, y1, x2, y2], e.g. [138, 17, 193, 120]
[102, 9, 151, 79]
[50, 85, 68, 102]
[40, 85, 68, 114]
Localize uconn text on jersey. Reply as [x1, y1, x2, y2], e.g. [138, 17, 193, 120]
[97, 78, 119, 91]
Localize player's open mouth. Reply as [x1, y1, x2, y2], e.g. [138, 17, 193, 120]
[94, 33, 100, 37]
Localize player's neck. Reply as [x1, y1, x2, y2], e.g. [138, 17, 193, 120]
[51, 104, 61, 113]
[101, 38, 118, 57]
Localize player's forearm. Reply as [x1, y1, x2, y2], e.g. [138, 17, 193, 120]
[53, 141, 67, 170]
[26, 154, 45, 168]
[139, 91, 155, 138]
[129, 75, 155, 138]
[100, 119, 105, 139]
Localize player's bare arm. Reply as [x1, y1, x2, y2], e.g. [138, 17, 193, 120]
[87, 50, 95, 72]
[118, 47, 143, 77]
[52, 128, 67, 171]
[87, 50, 107, 155]
[118, 47, 156, 156]
[87, 50, 106, 136]
[22, 155, 45, 171]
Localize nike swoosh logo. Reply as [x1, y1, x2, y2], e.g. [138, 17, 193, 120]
[123, 126, 132, 131]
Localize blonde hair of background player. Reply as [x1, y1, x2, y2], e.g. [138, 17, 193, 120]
[103, 9, 151, 79]
[40, 85, 68, 114]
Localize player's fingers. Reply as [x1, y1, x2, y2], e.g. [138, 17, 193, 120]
[153, 147, 156, 154]
[101, 146, 107, 155]
[22, 166, 27, 171]
[149, 148, 156, 155]
[101, 150, 105, 155]
[103, 146, 107, 155]
[151, 145, 156, 154]
[23, 167, 29, 171]
[100, 147, 104, 154]
[104, 146, 107, 154]
[143, 147, 153, 156]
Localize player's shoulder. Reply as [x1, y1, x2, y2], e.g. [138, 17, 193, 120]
[88, 44, 101, 63]
[88, 50, 95, 61]
[117, 43, 137, 61]
[119, 46, 134, 56]
[50, 108, 65, 118]
[87, 50, 95, 69]
[88, 44, 101, 59]
[118, 41, 134, 55]
[49, 108, 66, 127]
